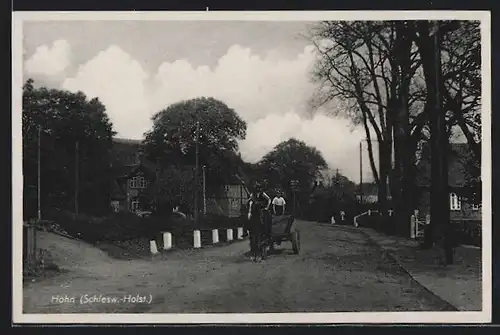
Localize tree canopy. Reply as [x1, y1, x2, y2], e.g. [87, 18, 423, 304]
[22, 79, 115, 218]
[260, 138, 328, 194]
[143, 97, 247, 198]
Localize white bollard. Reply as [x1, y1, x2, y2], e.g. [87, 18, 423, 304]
[353, 218, 359, 228]
[237, 227, 243, 239]
[150, 240, 159, 255]
[410, 215, 416, 239]
[368, 209, 371, 216]
[227, 229, 233, 241]
[162, 232, 172, 250]
[193, 230, 201, 248]
[331, 216, 336, 224]
[212, 229, 219, 244]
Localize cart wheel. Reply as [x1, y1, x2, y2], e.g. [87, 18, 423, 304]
[291, 230, 300, 254]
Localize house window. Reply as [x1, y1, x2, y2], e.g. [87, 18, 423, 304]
[129, 176, 147, 189]
[129, 177, 138, 189]
[138, 176, 147, 188]
[110, 201, 120, 212]
[131, 199, 140, 212]
[450, 192, 461, 211]
[472, 203, 480, 211]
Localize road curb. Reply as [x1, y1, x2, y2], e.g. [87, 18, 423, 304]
[352, 227, 459, 312]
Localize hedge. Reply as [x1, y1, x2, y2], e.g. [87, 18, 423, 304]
[43, 208, 247, 245]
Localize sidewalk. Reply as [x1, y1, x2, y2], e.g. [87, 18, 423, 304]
[360, 228, 482, 311]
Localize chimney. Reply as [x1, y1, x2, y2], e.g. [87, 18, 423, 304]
[136, 151, 144, 165]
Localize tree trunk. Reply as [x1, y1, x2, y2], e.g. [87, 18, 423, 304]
[416, 21, 451, 252]
[391, 21, 414, 238]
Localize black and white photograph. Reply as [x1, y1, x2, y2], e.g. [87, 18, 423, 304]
[13, 11, 491, 324]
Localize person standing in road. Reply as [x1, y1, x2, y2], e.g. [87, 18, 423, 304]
[272, 190, 286, 216]
[247, 182, 271, 261]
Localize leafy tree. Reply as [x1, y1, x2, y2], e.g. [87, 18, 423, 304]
[309, 21, 422, 235]
[143, 97, 247, 199]
[22, 79, 115, 218]
[328, 170, 358, 206]
[260, 138, 328, 209]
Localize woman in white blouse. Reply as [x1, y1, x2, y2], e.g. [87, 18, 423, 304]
[272, 191, 286, 216]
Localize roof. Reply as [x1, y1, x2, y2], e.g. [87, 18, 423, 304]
[112, 164, 140, 179]
[110, 180, 126, 200]
[110, 138, 143, 167]
[110, 137, 159, 179]
[416, 142, 472, 188]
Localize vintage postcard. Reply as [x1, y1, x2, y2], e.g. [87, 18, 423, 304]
[12, 10, 491, 324]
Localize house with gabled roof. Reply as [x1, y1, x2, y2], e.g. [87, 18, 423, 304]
[109, 138, 159, 213]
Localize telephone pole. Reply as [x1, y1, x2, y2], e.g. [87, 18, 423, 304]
[37, 126, 42, 221]
[75, 141, 79, 216]
[194, 121, 200, 226]
[359, 141, 363, 205]
[202, 165, 207, 215]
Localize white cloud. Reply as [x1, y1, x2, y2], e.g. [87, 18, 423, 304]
[25, 40, 71, 76]
[34, 42, 371, 182]
[150, 44, 318, 123]
[62, 45, 151, 138]
[240, 112, 366, 181]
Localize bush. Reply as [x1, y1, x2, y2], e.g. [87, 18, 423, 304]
[453, 220, 481, 247]
[202, 214, 246, 229]
[44, 208, 181, 243]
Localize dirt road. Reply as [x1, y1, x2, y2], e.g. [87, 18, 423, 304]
[23, 221, 455, 313]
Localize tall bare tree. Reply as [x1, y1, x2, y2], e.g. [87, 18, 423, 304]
[309, 20, 481, 244]
[309, 21, 423, 235]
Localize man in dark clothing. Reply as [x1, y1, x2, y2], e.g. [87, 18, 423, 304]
[247, 182, 271, 261]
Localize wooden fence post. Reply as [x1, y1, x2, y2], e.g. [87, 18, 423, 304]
[23, 223, 37, 270]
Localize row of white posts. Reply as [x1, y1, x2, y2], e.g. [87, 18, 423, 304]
[149, 227, 245, 255]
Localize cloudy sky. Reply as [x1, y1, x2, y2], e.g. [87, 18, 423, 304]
[23, 20, 376, 182]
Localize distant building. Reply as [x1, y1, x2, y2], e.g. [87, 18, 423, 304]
[109, 138, 248, 217]
[109, 138, 159, 213]
[415, 143, 481, 221]
[206, 178, 248, 218]
[355, 182, 392, 204]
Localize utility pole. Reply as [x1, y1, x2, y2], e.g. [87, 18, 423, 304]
[75, 141, 79, 216]
[37, 126, 42, 221]
[202, 165, 207, 215]
[194, 121, 200, 227]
